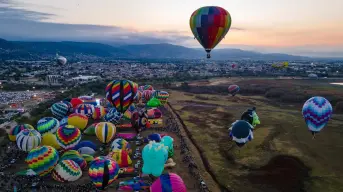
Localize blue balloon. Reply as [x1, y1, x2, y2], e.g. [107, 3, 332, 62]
[73, 141, 97, 155]
[142, 141, 168, 177]
[104, 108, 122, 124]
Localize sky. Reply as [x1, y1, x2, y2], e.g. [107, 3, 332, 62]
[0, 0, 343, 57]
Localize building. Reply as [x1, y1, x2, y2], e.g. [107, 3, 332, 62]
[46, 75, 62, 84]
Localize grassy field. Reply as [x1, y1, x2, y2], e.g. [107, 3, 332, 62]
[167, 78, 343, 192]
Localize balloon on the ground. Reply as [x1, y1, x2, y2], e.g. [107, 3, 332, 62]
[230, 120, 253, 147]
[147, 108, 162, 119]
[133, 91, 142, 103]
[51, 102, 69, 120]
[74, 104, 94, 118]
[161, 136, 174, 158]
[241, 107, 260, 127]
[84, 123, 98, 135]
[146, 97, 161, 108]
[73, 140, 97, 155]
[107, 149, 132, 167]
[88, 156, 120, 190]
[41, 132, 60, 149]
[16, 169, 37, 176]
[59, 116, 68, 127]
[70, 98, 83, 108]
[61, 101, 73, 113]
[8, 124, 34, 141]
[147, 133, 162, 142]
[56, 125, 82, 150]
[142, 90, 154, 102]
[105, 80, 137, 113]
[52, 160, 82, 182]
[228, 85, 240, 96]
[104, 108, 122, 124]
[26, 146, 59, 176]
[190, 6, 232, 58]
[60, 150, 87, 170]
[16, 129, 41, 152]
[110, 138, 132, 154]
[92, 106, 106, 120]
[143, 85, 154, 91]
[142, 141, 168, 177]
[302, 96, 333, 134]
[82, 154, 94, 164]
[123, 104, 136, 120]
[37, 117, 60, 135]
[150, 173, 187, 192]
[79, 96, 97, 106]
[95, 122, 116, 144]
[67, 113, 88, 131]
[153, 90, 169, 105]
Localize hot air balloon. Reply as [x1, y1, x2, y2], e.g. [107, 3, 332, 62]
[142, 141, 168, 177]
[26, 146, 59, 176]
[150, 173, 187, 192]
[70, 98, 83, 108]
[37, 117, 60, 135]
[92, 105, 106, 120]
[88, 156, 120, 190]
[41, 132, 60, 149]
[60, 150, 87, 170]
[133, 91, 142, 103]
[59, 116, 68, 127]
[52, 160, 82, 182]
[143, 90, 154, 103]
[51, 102, 69, 120]
[153, 90, 169, 105]
[61, 101, 73, 113]
[107, 149, 132, 167]
[110, 138, 132, 154]
[56, 125, 82, 150]
[79, 96, 97, 106]
[16, 129, 41, 152]
[190, 6, 232, 58]
[73, 141, 97, 155]
[82, 154, 94, 164]
[147, 108, 163, 119]
[8, 124, 34, 141]
[67, 113, 88, 131]
[104, 108, 122, 124]
[228, 85, 240, 96]
[229, 120, 253, 147]
[74, 104, 94, 118]
[56, 54, 67, 65]
[161, 136, 174, 158]
[95, 122, 116, 144]
[146, 97, 162, 108]
[241, 107, 260, 127]
[105, 80, 137, 113]
[123, 104, 136, 120]
[84, 123, 98, 136]
[302, 96, 333, 137]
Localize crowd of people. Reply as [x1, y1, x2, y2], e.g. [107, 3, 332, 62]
[0, 91, 37, 105]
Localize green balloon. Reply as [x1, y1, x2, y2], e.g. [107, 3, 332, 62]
[146, 97, 161, 108]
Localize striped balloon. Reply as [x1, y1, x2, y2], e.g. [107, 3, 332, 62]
[37, 117, 60, 135]
[51, 102, 69, 120]
[61, 101, 73, 113]
[74, 104, 94, 118]
[82, 154, 94, 164]
[143, 90, 154, 103]
[153, 90, 169, 105]
[16, 129, 41, 151]
[105, 80, 137, 113]
[26, 146, 59, 176]
[122, 104, 136, 120]
[133, 91, 142, 103]
[107, 149, 132, 167]
[228, 85, 240, 96]
[143, 85, 154, 91]
[110, 138, 132, 154]
[88, 156, 120, 190]
[60, 150, 87, 170]
[79, 96, 97, 106]
[150, 173, 187, 192]
[52, 160, 82, 182]
[92, 106, 106, 120]
[302, 96, 333, 133]
[67, 113, 88, 131]
[8, 124, 34, 141]
[56, 125, 82, 150]
[95, 122, 116, 144]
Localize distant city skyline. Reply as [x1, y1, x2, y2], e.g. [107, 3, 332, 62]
[0, 0, 343, 57]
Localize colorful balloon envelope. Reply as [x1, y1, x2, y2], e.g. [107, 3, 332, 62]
[133, 91, 142, 103]
[146, 97, 162, 108]
[105, 80, 138, 113]
[73, 140, 97, 155]
[92, 105, 106, 120]
[51, 102, 69, 120]
[153, 90, 169, 105]
[142, 141, 168, 177]
[52, 160, 82, 182]
[59, 116, 68, 127]
[143, 90, 154, 103]
[61, 101, 73, 113]
[8, 124, 34, 141]
[41, 132, 60, 150]
[95, 122, 116, 144]
[302, 96, 333, 135]
[107, 149, 132, 167]
[230, 120, 253, 147]
[123, 104, 136, 120]
[79, 95, 97, 106]
[70, 98, 83, 108]
[60, 150, 87, 170]
[104, 108, 122, 124]
[110, 138, 132, 154]
[82, 154, 94, 164]
[147, 108, 163, 119]
[74, 104, 95, 118]
[16, 129, 41, 152]
[56, 125, 82, 150]
[84, 123, 98, 136]
[26, 146, 59, 176]
[67, 113, 88, 131]
[88, 156, 120, 190]
[190, 6, 232, 58]
[37, 117, 60, 135]
[228, 85, 240, 96]
[150, 173, 187, 192]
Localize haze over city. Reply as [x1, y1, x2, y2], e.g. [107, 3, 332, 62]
[1, 0, 343, 57]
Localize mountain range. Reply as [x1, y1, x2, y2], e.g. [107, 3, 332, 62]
[0, 38, 329, 61]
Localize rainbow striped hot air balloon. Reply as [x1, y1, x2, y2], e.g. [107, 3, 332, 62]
[51, 102, 69, 120]
[37, 117, 60, 135]
[153, 90, 169, 105]
[302, 96, 333, 137]
[88, 156, 120, 190]
[107, 149, 132, 167]
[92, 105, 106, 120]
[150, 173, 187, 192]
[95, 122, 116, 144]
[56, 125, 82, 150]
[8, 124, 34, 141]
[123, 104, 136, 120]
[74, 104, 94, 118]
[16, 129, 41, 152]
[60, 150, 87, 170]
[52, 160, 82, 182]
[67, 113, 88, 131]
[105, 80, 137, 113]
[25, 146, 59, 176]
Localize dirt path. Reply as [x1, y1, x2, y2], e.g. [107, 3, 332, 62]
[166, 103, 225, 192]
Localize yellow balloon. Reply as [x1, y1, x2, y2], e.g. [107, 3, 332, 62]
[41, 133, 61, 149]
[68, 113, 88, 131]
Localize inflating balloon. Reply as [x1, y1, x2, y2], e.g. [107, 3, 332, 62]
[41, 132, 60, 149]
[61, 101, 73, 113]
[105, 80, 137, 113]
[52, 160, 82, 182]
[37, 117, 60, 135]
[59, 116, 68, 127]
[142, 141, 168, 177]
[229, 120, 253, 147]
[190, 6, 232, 58]
[110, 138, 132, 154]
[67, 113, 88, 131]
[133, 91, 142, 103]
[56, 125, 82, 150]
[161, 136, 174, 158]
[16, 129, 41, 152]
[147, 108, 162, 119]
[60, 150, 87, 170]
[95, 122, 116, 144]
[146, 97, 161, 108]
[123, 104, 136, 120]
[82, 154, 94, 164]
[150, 173, 187, 192]
[228, 85, 240, 96]
[153, 90, 169, 105]
[104, 107, 122, 124]
[51, 102, 69, 120]
[88, 156, 120, 190]
[92, 105, 106, 120]
[8, 124, 34, 141]
[70, 98, 83, 108]
[241, 107, 260, 127]
[79, 96, 97, 106]
[143, 90, 154, 103]
[74, 104, 94, 118]
[73, 140, 97, 155]
[107, 149, 132, 167]
[84, 123, 98, 136]
[302, 96, 333, 137]
[26, 146, 59, 176]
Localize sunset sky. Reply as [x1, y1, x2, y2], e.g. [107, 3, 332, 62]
[0, 0, 343, 56]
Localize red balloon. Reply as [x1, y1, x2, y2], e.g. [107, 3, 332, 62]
[70, 98, 83, 108]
